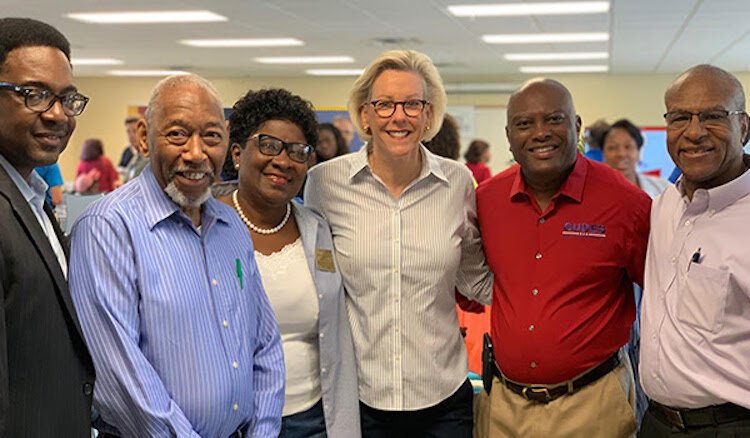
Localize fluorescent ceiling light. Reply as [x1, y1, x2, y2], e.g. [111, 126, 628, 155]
[180, 38, 304, 48]
[108, 70, 190, 77]
[449, 2, 609, 17]
[66, 10, 227, 24]
[71, 58, 124, 66]
[306, 69, 364, 76]
[505, 52, 608, 61]
[255, 56, 354, 64]
[520, 65, 609, 73]
[483, 32, 609, 44]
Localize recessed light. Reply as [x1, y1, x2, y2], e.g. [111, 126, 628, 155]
[108, 70, 190, 77]
[306, 69, 364, 76]
[71, 58, 124, 66]
[255, 56, 354, 64]
[519, 65, 609, 73]
[66, 10, 227, 24]
[483, 33, 609, 44]
[449, 2, 609, 17]
[180, 38, 304, 48]
[505, 52, 608, 61]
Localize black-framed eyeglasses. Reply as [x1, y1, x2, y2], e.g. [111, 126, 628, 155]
[369, 99, 429, 118]
[663, 109, 745, 129]
[250, 133, 313, 163]
[0, 81, 89, 117]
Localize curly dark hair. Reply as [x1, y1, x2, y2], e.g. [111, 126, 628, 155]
[0, 18, 70, 72]
[425, 114, 460, 160]
[80, 138, 104, 162]
[222, 88, 318, 180]
[317, 122, 349, 163]
[603, 118, 644, 150]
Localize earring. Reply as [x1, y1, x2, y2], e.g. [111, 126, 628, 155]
[234, 163, 240, 169]
[364, 126, 371, 135]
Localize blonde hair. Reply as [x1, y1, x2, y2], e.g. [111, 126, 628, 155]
[348, 49, 446, 143]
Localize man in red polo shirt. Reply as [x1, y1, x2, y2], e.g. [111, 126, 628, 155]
[475, 78, 651, 437]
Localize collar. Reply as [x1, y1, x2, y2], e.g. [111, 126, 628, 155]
[347, 143, 449, 184]
[510, 152, 587, 203]
[676, 162, 750, 214]
[0, 154, 49, 208]
[138, 165, 229, 231]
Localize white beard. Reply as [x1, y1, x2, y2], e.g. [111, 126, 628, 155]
[164, 181, 211, 209]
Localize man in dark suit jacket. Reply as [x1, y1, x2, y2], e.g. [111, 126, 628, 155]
[0, 18, 94, 436]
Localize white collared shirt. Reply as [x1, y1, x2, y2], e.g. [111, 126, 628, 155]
[305, 145, 492, 411]
[0, 154, 67, 277]
[640, 169, 750, 409]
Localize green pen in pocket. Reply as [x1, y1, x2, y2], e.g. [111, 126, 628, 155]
[235, 258, 244, 290]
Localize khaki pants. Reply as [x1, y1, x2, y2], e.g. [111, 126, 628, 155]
[474, 354, 636, 438]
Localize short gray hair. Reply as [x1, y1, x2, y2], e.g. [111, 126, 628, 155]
[348, 50, 446, 143]
[144, 74, 223, 126]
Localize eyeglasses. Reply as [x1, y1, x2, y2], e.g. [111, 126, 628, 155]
[251, 133, 313, 163]
[369, 99, 429, 118]
[663, 109, 745, 130]
[0, 81, 89, 116]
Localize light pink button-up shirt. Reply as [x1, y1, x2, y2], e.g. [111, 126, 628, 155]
[640, 166, 750, 409]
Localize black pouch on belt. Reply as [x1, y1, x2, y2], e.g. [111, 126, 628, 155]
[482, 332, 494, 394]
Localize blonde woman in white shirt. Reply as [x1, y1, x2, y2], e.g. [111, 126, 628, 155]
[305, 50, 492, 438]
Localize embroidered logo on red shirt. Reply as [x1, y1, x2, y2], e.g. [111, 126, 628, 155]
[562, 222, 606, 238]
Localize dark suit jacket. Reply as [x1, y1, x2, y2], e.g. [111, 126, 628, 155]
[0, 164, 95, 437]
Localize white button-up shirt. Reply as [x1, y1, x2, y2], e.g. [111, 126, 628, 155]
[305, 145, 492, 410]
[640, 168, 750, 409]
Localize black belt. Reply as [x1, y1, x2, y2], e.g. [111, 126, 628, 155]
[492, 352, 620, 403]
[650, 400, 750, 430]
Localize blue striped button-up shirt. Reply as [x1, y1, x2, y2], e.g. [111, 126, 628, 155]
[69, 166, 284, 438]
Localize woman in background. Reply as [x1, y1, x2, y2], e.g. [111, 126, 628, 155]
[602, 118, 670, 197]
[75, 138, 118, 193]
[217, 88, 359, 438]
[305, 49, 491, 438]
[316, 123, 349, 164]
[425, 114, 460, 160]
[463, 139, 492, 184]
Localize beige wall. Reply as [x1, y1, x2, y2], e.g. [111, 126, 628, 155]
[61, 71, 750, 180]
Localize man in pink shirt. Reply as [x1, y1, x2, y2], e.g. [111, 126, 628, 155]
[640, 64, 750, 436]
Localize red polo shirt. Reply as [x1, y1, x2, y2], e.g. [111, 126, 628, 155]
[476, 155, 650, 384]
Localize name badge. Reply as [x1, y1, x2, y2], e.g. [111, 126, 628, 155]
[315, 248, 336, 272]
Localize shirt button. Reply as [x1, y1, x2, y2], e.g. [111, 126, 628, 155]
[318, 294, 323, 299]
[211, 279, 218, 286]
[319, 333, 325, 338]
[670, 256, 676, 264]
[530, 361, 537, 368]
[685, 219, 691, 226]
[535, 252, 542, 260]
[233, 403, 239, 411]
[538, 218, 545, 224]
[82, 382, 93, 396]
[528, 324, 535, 331]
[232, 361, 239, 369]
[652, 334, 657, 340]
[222, 320, 229, 327]
[709, 209, 715, 217]
[651, 372, 657, 379]
[321, 368, 327, 374]
[532, 288, 539, 296]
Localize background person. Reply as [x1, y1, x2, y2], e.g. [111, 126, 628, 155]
[315, 122, 349, 164]
[69, 74, 284, 437]
[75, 137, 118, 193]
[35, 162, 64, 207]
[602, 118, 670, 197]
[331, 115, 356, 150]
[217, 87, 360, 438]
[305, 49, 492, 438]
[463, 139, 492, 184]
[0, 17, 94, 437]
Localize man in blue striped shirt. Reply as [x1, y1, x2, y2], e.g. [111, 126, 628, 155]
[69, 74, 284, 437]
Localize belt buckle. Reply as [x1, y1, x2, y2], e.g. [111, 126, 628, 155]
[522, 385, 552, 403]
[661, 406, 686, 430]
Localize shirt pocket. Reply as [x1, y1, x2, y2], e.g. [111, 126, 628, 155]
[676, 263, 730, 332]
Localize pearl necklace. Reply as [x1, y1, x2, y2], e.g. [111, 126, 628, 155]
[232, 189, 290, 235]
